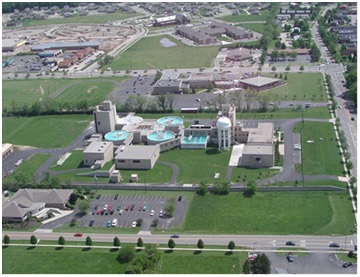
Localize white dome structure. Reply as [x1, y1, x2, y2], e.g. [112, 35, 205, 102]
[217, 116, 232, 150]
[216, 116, 232, 130]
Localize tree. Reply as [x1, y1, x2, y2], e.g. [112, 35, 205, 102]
[157, 95, 167, 112]
[113, 237, 121, 248]
[228, 241, 235, 252]
[270, 51, 279, 61]
[285, 65, 291, 71]
[243, 180, 257, 197]
[299, 65, 304, 71]
[168, 239, 175, 250]
[274, 40, 281, 49]
[197, 239, 204, 250]
[212, 181, 230, 195]
[243, 259, 252, 274]
[30, 235, 37, 245]
[3, 235, 10, 245]
[251, 253, 271, 274]
[144, 244, 161, 265]
[137, 237, 144, 248]
[117, 245, 136, 263]
[197, 182, 208, 196]
[85, 236, 93, 248]
[164, 197, 176, 217]
[271, 66, 277, 72]
[281, 42, 286, 49]
[79, 200, 90, 215]
[58, 236, 65, 246]
[68, 193, 77, 205]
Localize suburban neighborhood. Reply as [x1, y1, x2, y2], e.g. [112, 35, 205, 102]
[2, 1, 358, 274]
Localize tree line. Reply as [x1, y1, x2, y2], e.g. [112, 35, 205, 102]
[2, 2, 80, 13]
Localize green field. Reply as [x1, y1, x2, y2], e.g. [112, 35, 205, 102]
[217, 11, 269, 22]
[231, 167, 279, 183]
[264, 73, 327, 102]
[2, 244, 246, 274]
[184, 191, 355, 235]
[13, 12, 142, 28]
[2, 77, 124, 111]
[108, 35, 219, 70]
[3, 115, 92, 148]
[3, 154, 51, 186]
[294, 121, 344, 176]
[159, 147, 231, 184]
[239, 23, 266, 34]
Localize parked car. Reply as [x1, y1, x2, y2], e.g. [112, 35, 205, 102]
[96, 209, 102, 215]
[125, 205, 130, 211]
[138, 206, 143, 211]
[178, 196, 183, 201]
[171, 234, 180, 238]
[150, 210, 155, 216]
[109, 210, 114, 215]
[103, 204, 108, 210]
[114, 194, 118, 200]
[343, 262, 353, 268]
[287, 253, 294, 262]
[116, 205, 122, 211]
[74, 233, 83, 237]
[131, 221, 137, 228]
[159, 210, 163, 217]
[130, 204, 135, 211]
[119, 209, 123, 215]
[329, 241, 340, 247]
[96, 194, 101, 199]
[108, 205, 113, 211]
[106, 220, 112, 227]
[143, 205, 148, 211]
[89, 219, 95, 227]
[286, 241, 295, 246]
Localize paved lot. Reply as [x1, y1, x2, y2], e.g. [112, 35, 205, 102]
[80, 193, 187, 231]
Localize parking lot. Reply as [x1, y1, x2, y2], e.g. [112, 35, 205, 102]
[79, 193, 187, 231]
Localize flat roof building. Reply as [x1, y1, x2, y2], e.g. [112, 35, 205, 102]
[31, 41, 100, 51]
[114, 145, 160, 170]
[83, 141, 114, 169]
[239, 75, 284, 92]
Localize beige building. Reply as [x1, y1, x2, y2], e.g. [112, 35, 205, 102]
[94, 101, 117, 134]
[114, 145, 160, 170]
[83, 141, 114, 169]
[2, 143, 14, 159]
[241, 145, 274, 168]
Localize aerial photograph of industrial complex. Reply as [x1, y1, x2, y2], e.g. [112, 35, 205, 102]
[1, 1, 358, 274]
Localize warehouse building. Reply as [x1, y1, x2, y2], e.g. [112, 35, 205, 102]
[2, 38, 26, 52]
[31, 40, 100, 51]
[83, 140, 114, 169]
[153, 14, 190, 27]
[114, 145, 160, 170]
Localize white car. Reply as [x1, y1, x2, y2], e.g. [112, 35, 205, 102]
[159, 210, 163, 217]
[150, 210, 155, 216]
[131, 221, 137, 228]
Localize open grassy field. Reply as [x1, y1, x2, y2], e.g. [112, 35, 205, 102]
[231, 167, 279, 183]
[239, 23, 266, 34]
[3, 115, 92, 148]
[108, 35, 219, 70]
[217, 11, 269, 22]
[3, 154, 51, 186]
[184, 191, 355, 235]
[2, 77, 124, 111]
[12, 12, 142, 28]
[264, 73, 327, 102]
[2, 244, 246, 274]
[159, 147, 231, 184]
[293, 121, 344, 176]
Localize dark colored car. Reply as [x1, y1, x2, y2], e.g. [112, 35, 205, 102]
[130, 204, 135, 211]
[343, 262, 353, 268]
[89, 219, 95, 227]
[125, 205, 130, 211]
[171, 234, 180, 238]
[286, 241, 295, 246]
[109, 210, 114, 215]
[96, 194, 101, 199]
[74, 233, 83, 237]
[178, 196, 183, 201]
[287, 253, 294, 262]
[114, 194, 118, 200]
[329, 242, 340, 248]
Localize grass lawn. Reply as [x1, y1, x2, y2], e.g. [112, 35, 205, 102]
[14, 12, 142, 28]
[3, 154, 51, 186]
[264, 73, 327, 102]
[2, 77, 124, 111]
[184, 191, 355, 235]
[53, 80, 116, 104]
[159, 147, 231, 184]
[231, 167, 279, 183]
[217, 12, 269, 22]
[293, 121, 344, 176]
[3, 115, 92, 148]
[2, 244, 246, 274]
[239, 23, 266, 34]
[108, 35, 219, 70]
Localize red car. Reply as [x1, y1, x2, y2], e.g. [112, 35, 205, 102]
[108, 205, 113, 211]
[74, 233, 83, 237]
[138, 206, 143, 211]
[96, 209, 102, 215]
[124, 205, 130, 211]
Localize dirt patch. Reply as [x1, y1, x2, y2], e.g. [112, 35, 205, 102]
[87, 85, 97, 93]
[14, 145, 37, 150]
[40, 85, 44, 95]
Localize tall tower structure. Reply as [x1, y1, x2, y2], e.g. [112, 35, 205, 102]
[93, 101, 117, 135]
[220, 104, 236, 142]
[216, 116, 232, 150]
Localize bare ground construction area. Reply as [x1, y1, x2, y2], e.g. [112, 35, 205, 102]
[3, 24, 137, 53]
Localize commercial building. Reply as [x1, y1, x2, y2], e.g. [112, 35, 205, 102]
[83, 140, 114, 169]
[239, 75, 284, 92]
[2, 38, 26, 52]
[38, 49, 63, 58]
[94, 101, 117, 134]
[153, 14, 190, 27]
[153, 79, 182, 94]
[2, 189, 73, 222]
[114, 145, 160, 170]
[31, 41, 100, 51]
[2, 143, 14, 160]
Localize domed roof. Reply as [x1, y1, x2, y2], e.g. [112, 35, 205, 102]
[216, 116, 231, 130]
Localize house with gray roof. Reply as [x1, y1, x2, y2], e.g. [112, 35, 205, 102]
[2, 188, 73, 222]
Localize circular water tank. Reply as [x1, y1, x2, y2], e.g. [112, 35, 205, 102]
[216, 116, 231, 130]
[147, 130, 175, 145]
[104, 130, 130, 145]
[157, 116, 183, 126]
